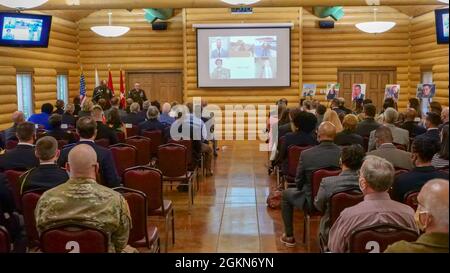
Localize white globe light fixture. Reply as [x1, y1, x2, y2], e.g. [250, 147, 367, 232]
[0, 0, 48, 9]
[437, 0, 449, 4]
[221, 0, 261, 5]
[91, 11, 130, 38]
[356, 8, 396, 34]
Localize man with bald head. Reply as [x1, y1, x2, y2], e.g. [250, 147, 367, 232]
[36, 144, 131, 253]
[280, 121, 341, 247]
[386, 179, 449, 253]
[4, 111, 25, 141]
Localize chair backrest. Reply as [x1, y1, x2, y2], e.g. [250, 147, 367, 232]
[158, 143, 187, 178]
[114, 187, 149, 246]
[125, 124, 139, 138]
[5, 170, 25, 212]
[6, 140, 18, 150]
[57, 139, 68, 150]
[41, 224, 109, 253]
[348, 223, 418, 253]
[287, 145, 312, 177]
[95, 138, 110, 148]
[125, 136, 152, 166]
[123, 166, 164, 212]
[109, 144, 137, 177]
[403, 190, 419, 211]
[22, 190, 43, 247]
[311, 168, 341, 199]
[116, 131, 126, 143]
[0, 226, 10, 253]
[329, 189, 364, 227]
[142, 130, 162, 156]
[168, 139, 193, 167]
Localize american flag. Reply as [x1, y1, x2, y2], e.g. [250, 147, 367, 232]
[79, 71, 86, 104]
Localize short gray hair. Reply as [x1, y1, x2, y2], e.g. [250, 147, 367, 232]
[360, 155, 395, 192]
[35, 136, 58, 161]
[383, 107, 399, 124]
[130, 102, 140, 113]
[146, 106, 160, 120]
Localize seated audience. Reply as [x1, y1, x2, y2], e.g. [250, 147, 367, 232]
[334, 114, 364, 147]
[400, 108, 426, 138]
[278, 109, 318, 174]
[314, 144, 364, 245]
[392, 137, 449, 202]
[138, 106, 165, 135]
[36, 144, 131, 253]
[432, 125, 449, 169]
[368, 107, 409, 152]
[355, 103, 381, 138]
[73, 96, 81, 116]
[376, 97, 397, 123]
[323, 109, 343, 133]
[0, 122, 39, 171]
[107, 108, 125, 134]
[385, 179, 449, 253]
[368, 126, 413, 170]
[61, 103, 76, 127]
[408, 97, 422, 119]
[57, 116, 120, 188]
[122, 102, 145, 126]
[92, 106, 118, 145]
[280, 122, 341, 247]
[4, 111, 25, 141]
[151, 100, 161, 113]
[415, 112, 442, 154]
[97, 98, 109, 113]
[78, 98, 94, 118]
[338, 97, 352, 115]
[28, 103, 53, 130]
[441, 107, 449, 130]
[430, 101, 442, 116]
[19, 136, 68, 194]
[53, 99, 65, 115]
[45, 114, 76, 144]
[328, 155, 418, 253]
[139, 100, 151, 121]
[315, 104, 326, 128]
[330, 98, 345, 117]
[159, 102, 176, 127]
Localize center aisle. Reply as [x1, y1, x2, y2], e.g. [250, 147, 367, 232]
[150, 140, 319, 253]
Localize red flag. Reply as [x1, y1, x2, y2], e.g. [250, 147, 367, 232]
[107, 69, 115, 96]
[119, 69, 126, 109]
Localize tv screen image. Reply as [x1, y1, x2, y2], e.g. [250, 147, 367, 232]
[197, 27, 291, 88]
[0, 12, 52, 47]
[435, 8, 449, 44]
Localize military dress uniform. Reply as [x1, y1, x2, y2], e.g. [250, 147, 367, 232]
[127, 88, 147, 107]
[35, 178, 132, 253]
[211, 67, 231, 80]
[93, 85, 113, 105]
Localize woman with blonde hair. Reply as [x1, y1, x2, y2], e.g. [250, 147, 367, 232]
[334, 114, 364, 146]
[323, 109, 343, 133]
[78, 98, 94, 118]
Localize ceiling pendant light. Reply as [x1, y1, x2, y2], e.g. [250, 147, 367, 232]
[91, 11, 130, 38]
[355, 8, 396, 34]
[0, 0, 48, 9]
[221, 0, 261, 5]
[437, 0, 449, 4]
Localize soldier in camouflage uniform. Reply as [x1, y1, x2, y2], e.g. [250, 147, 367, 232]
[35, 144, 131, 253]
[127, 83, 147, 108]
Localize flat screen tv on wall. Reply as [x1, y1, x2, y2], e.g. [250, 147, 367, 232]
[435, 8, 449, 44]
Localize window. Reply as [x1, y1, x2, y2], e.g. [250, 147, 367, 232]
[421, 70, 433, 84]
[57, 74, 69, 104]
[16, 73, 33, 119]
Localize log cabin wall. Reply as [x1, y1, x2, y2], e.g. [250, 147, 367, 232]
[410, 11, 449, 107]
[0, 15, 79, 129]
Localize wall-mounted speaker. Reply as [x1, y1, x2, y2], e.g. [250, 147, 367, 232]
[152, 22, 168, 30]
[318, 20, 335, 29]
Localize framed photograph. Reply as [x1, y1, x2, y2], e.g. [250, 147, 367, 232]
[302, 84, 316, 97]
[416, 83, 436, 99]
[326, 83, 340, 101]
[384, 84, 400, 102]
[352, 84, 366, 102]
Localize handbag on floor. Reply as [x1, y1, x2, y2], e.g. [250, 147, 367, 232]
[266, 186, 283, 209]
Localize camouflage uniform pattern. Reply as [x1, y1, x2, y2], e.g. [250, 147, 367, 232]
[127, 89, 147, 107]
[35, 178, 131, 253]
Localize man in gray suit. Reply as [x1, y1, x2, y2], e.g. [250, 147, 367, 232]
[210, 39, 229, 58]
[314, 144, 365, 246]
[368, 126, 414, 170]
[280, 122, 341, 247]
[368, 107, 409, 152]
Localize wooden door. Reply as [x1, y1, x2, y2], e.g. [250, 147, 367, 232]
[127, 72, 183, 104]
[338, 69, 396, 111]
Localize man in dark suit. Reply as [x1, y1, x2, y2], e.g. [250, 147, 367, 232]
[4, 111, 25, 142]
[280, 121, 341, 247]
[277, 109, 318, 174]
[138, 106, 165, 135]
[368, 126, 414, 170]
[314, 144, 364, 245]
[330, 98, 345, 117]
[392, 137, 449, 202]
[400, 108, 426, 138]
[19, 136, 69, 194]
[355, 103, 381, 137]
[61, 103, 76, 128]
[415, 112, 442, 154]
[92, 106, 118, 145]
[57, 116, 120, 188]
[122, 102, 145, 126]
[45, 114, 77, 144]
[0, 122, 39, 171]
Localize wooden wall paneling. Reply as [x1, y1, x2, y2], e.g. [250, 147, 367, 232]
[0, 66, 17, 128]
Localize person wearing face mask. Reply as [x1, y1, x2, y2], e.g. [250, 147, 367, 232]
[392, 137, 448, 202]
[385, 179, 449, 253]
[35, 144, 133, 253]
[327, 155, 418, 253]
